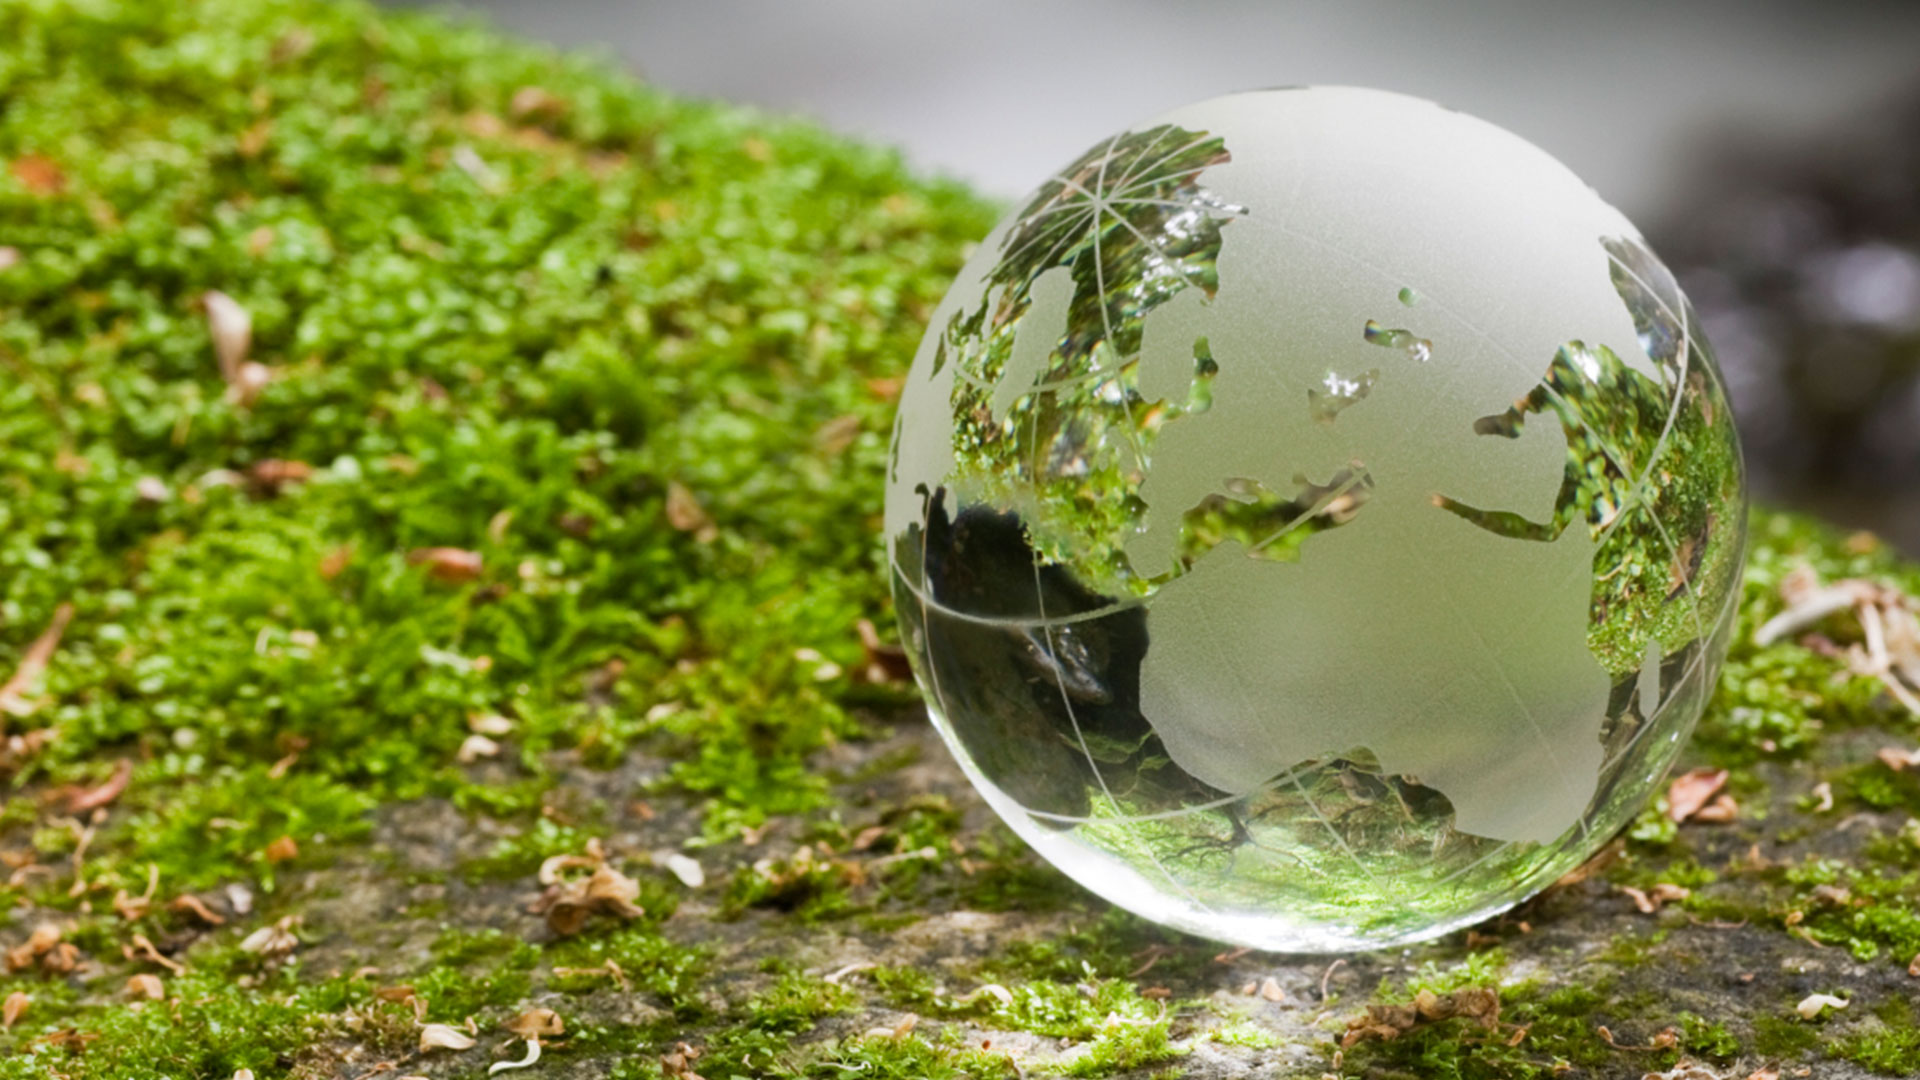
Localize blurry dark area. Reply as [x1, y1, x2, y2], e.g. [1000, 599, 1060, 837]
[1655, 90, 1920, 553]
[390, 0, 1920, 552]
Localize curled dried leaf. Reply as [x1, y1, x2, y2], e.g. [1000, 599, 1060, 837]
[201, 290, 253, 388]
[125, 973, 164, 1001]
[264, 835, 298, 863]
[504, 1008, 563, 1039]
[1879, 746, 1920, 771]
[489, 1037, 542, 1075]
[125, 933, 185, 975]
[419, 1023, 477, 1052]
[410, 547, 483, 584]
[1667, 768, 1729, 823]
[66, 759, 133, 813]
[0, 603, 74, 718]
[238, 916, 299, 958]
[170, 894, 225, 926]
[1620, 882, 1691, 914]
[3, 991, 27, 1028]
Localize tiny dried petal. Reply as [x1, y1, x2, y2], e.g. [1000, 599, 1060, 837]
[420, 1023, 477, 1052]
[1878, 746, 1920, 771]
[201, 290, 253, 385]
[239, 916, 299, 958]
[3, 991, 27, 1028]
[469, 713, 514, 736]
[264, 835, 299, 863]
[457, 734, 501, 763]
[0, 604, 75, 718]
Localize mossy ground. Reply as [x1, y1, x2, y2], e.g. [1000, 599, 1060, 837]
[4, 1, 1920, 1077]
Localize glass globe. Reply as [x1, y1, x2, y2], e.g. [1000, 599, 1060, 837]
[885, 87, 1747, 952]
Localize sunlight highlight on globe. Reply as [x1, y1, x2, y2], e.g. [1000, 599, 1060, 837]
[885, 87, 1747, 951]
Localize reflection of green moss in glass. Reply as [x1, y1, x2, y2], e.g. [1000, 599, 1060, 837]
[937, 125, 1246, 590]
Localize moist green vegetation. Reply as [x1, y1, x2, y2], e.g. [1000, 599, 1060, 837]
[5, 1, 1920, 1078]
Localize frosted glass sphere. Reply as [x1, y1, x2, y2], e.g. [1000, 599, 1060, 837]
[885, 87, 1747, 952]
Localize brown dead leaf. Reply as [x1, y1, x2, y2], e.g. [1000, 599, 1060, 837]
[125, 973, 164, 1001]
[1666, 768, 1728, 823]
[248, 459, 311, 492]
[1342, 987, 1501, 1048]
[0, 603, 75, 718]
[65, 759, 133, 814]
[10, 155, 66, 195]
[112, 863, 160, 921]
[533, 847, 645, 936]
[3, 991, 27, 1028]
[318, 544, 356, 581]
[6, 923, 63, 973]
[1691, 794, 1738, 824]
[664, 482, 715, 540]
[410, 547, 483, 584]
[169, 894, 225, 926]
[1259, 976, 1285, 1002]
[420, 1023, 477, 1052]
[125, 933, 185, 975]
[1620, 882, 1691, 914]
[660, 1042, 705, 1080]
[263, 835, 298, 863]
[505, 1008, 564, 1040]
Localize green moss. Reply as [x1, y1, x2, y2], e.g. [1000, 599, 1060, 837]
[1752, 1014, 1822, 1058]
[1833, 998, 1920, 1075]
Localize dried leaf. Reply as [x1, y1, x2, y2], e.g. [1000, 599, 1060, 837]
[201, 290, 253, 387]
[6, 923, 62, 973]
[1341, 987, 1501, 1048]
[1259, 976, 1285, 1002]
[318, 544, 356, 581]
[420, 1023, 477, 1052]
[469, 713, 514, 736]
[664, 853, 705, 889]
[1620, 882, 1691, 914]
[226, 882, 254, 915]
[410, 547, 483, 584]
[125, 933, 185, 975]
[66, 759, 133, 813]
[248, 459, 310, 491]
[1667, 768, 1729, 823]
[489, 1037, 542, 1075]
[10, 155, 66, 195]
[535, 854, 644, 935]
[125, 974, 164, 1001]
[238, 916, 299, 958]
[168, 894, 225, 926]
[509, 86, 566, 120]
[504, 1008, 563, 1039]
[3, 991, 27, 1028]
[854, 619, 912, 683]
[0, 603, 75, 718]
[1878, 746, 1920, 771]
[1795, 992, 1848, 1019]
[664, 482, 713, 538]
[263, 835, 298, 863]
[1691, 794, 1738, 824]
[457, 734, 501, 763]
[1809, 781, 1834, 813]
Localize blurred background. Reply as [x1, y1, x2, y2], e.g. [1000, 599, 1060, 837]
[390, 0, 1920, 552]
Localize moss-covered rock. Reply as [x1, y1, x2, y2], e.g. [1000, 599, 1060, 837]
[4, 1, 1920, 1077]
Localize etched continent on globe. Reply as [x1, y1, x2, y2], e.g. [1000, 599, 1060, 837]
[886, 87, 1746, 951]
